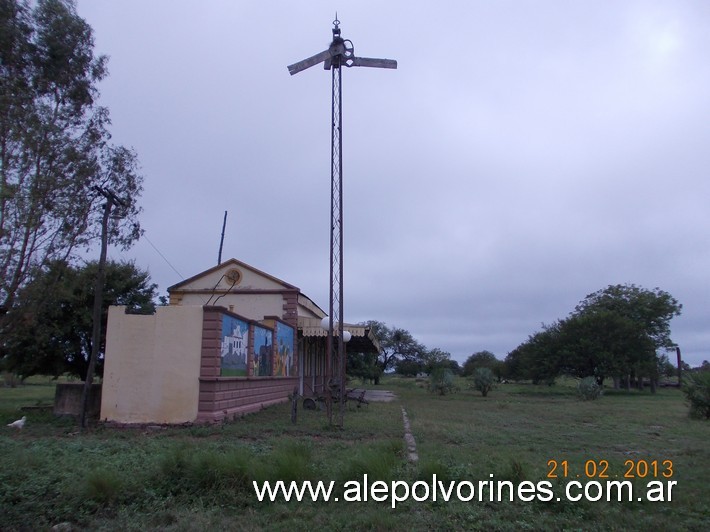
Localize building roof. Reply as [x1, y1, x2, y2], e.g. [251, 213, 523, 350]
[299, 317, 381, 353]
[167, 258, 298, 293]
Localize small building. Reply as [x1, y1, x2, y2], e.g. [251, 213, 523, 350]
[100, 258, 379, 424]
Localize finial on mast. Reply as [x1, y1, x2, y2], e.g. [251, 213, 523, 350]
[333, 13, 341, 37]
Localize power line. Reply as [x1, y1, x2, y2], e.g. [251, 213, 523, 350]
[143, 233, 183, 279]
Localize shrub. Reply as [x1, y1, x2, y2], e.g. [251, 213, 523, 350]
[336, 439, 403, 483]
[264, 442, 312, 482]
[472, 367, 495, 397]
[85, 468, 124, 504]
[578, 376, 602, 400]
[682, 371, 710, 419]
[428, 368, 455, 395]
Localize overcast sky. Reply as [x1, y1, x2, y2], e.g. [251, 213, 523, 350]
[76, 1, 709, 367]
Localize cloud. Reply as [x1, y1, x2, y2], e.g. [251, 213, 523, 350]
[78, 0, 710, 366]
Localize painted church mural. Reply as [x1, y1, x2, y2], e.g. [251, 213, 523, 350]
[221, 315, 248, 376]
[253, 324, 272, 376]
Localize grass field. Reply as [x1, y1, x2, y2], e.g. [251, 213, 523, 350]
[1, 376, 707, 531]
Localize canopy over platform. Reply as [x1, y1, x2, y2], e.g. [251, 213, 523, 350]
[298, 317, 380, 353]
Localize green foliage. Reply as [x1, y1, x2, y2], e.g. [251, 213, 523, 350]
[505, 322, 562, 384]
[505, 459, 528, 483]
[558, 310, 654, 384]
[574, 284, 682, 351]
[420, 347, 453, 375]
[364, 320, 426, 376]
[394, 358, 422, 377]
[577, 376, 602, 400]
[1, 378, 709, 530]
[682, 371, 710, 419]
[336, 439, 403, 483]
[0, 0, 144, 310]
[347, 351, 382, 384]
[472, 367, 495, 397]
[428, 367, 456, 395]
[507, 284, 682, 387]
[657, 354, 678, 378]
[462, 350, 505, 381]
[1, 260, 157, 379]
[85, 468, 124, 504]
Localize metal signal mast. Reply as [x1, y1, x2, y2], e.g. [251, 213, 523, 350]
[288, 17, 396, 426]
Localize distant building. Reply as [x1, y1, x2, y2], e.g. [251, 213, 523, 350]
[101, 258, 379, 423]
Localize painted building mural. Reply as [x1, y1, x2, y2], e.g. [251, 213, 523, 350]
[221, 315, 248, 376]
[253, 324, 272, 376]
[275, 321, 295, 377]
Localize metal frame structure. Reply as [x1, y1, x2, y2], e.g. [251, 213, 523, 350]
[288, 17, 396, 426]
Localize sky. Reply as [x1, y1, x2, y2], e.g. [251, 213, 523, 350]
[75, 1, 710, 367]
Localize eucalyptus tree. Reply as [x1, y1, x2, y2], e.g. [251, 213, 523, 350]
[0, 0, 142, 312]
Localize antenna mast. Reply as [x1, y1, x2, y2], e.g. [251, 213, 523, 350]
[218, 210, 228, 265]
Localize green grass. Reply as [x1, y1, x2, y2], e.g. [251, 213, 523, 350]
[1, 376, 708, 531]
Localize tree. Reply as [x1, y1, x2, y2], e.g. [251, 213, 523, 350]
[573, 284, 681, 352]
[1, 260, 156, 379]
[394, 359, 422, 377]
[507, 285, 682, 388]
[0, 0, 143, 312]
[657, 354, 677, 379]
[462, 350, 498, 377]
[572, 284, 681, 388]
[505, 323, 563, 384]
[428, 367, 455, 396]
[557, 309, 655, 386]
[347, 351, 381, 384]
[364, 320, 426, 382]
[472, 367, 495, 397]
[420, 347, 452, 375]
[682, 371, 710, 419]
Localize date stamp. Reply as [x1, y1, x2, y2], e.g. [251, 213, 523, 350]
[547, 459, 673, 479]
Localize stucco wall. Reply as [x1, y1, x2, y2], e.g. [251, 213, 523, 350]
[100, 305, 203, 424]
[178, 292, 284, 323]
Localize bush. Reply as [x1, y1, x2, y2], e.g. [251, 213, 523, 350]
[682, 371, 710, 419]
[85, 468, 125, 504]
[336, 439, 403, 483]
[428, 368, 456, 395]
[578, 376, 602, 400]
[472, 367, 495, 397]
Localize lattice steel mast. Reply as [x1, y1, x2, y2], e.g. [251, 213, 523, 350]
[288, 17, 396, 426]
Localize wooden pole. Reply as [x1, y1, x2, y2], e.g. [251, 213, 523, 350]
[79, 196, 113, 429]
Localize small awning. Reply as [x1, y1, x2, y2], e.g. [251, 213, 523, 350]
[298, 317, 381, 353]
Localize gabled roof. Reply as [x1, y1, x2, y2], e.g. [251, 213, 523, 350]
[167, 258, 298, 293]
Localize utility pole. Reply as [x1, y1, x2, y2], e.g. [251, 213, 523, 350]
[79, 186, 128, 429]
[288, 17, 396, 426]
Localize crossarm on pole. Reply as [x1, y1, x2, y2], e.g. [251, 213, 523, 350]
[287, 49, 332, 75]
[348, 57, 398, 69]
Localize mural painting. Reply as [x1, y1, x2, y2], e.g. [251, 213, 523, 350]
[253, 325, 272, 376]
[274, 321, 295, 377]
[221, 315, 248, 376]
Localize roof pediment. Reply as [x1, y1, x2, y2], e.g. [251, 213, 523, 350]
[167, 258, 298, 293]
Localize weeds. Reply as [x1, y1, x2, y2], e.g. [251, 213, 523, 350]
[1, 377, 707, 531]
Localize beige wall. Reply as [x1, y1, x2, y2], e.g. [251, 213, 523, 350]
[101, 305, 204, 424]
[177, 292, 284, 322]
